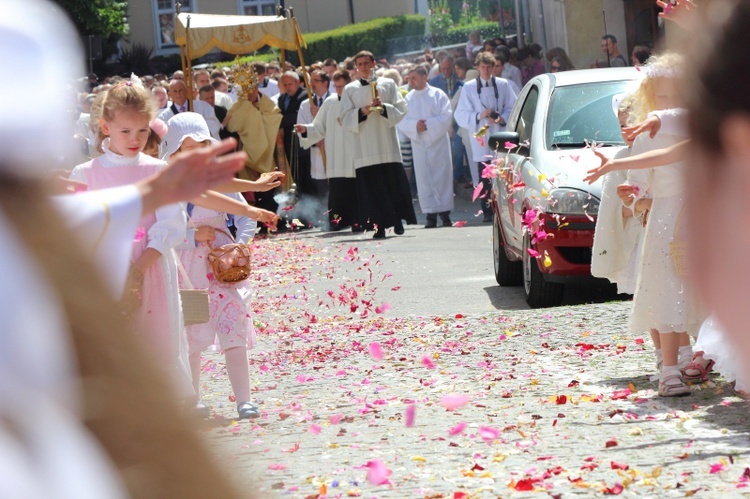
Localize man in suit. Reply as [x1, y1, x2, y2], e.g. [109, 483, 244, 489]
[158, 79, 221, 140]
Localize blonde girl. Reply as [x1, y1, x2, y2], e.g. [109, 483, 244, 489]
[607, 53, 704, 396]
[69, 83, 195, 397]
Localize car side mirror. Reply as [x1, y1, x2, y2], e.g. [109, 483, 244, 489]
[489, 131, 521, 152]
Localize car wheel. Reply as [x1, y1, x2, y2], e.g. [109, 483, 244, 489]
[493, 212, 522, 286]
[522, 232, 564, 308]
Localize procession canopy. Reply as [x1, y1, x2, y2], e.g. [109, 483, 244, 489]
[175, 12, 306, 59]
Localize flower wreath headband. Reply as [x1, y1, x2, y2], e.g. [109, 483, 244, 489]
[641, 65, 683, 80]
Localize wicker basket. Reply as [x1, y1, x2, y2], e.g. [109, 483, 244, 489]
[206, 229, 252, 284]
[669, 209, 688, 277]
[180, 289, 209, 326]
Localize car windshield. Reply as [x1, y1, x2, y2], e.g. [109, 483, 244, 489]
[546, 81, 633, 150]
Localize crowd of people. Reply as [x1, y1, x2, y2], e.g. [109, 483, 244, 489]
[71, 34, 587, 233]
[10, 0, 750, 494]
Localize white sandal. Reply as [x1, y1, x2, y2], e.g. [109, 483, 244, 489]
[659, 373, 691, 397]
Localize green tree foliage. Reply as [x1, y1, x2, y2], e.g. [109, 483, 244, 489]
[51, 0, 129, 38]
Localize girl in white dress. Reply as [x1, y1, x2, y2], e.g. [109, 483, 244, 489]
[588, 53, 705, 396]
[164, 113, 261, 420]
[591, 93, 644, 295]
[623, 55, 706, 396]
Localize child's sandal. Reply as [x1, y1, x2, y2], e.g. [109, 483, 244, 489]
[659, 374, 691, 397]
[681, 356, 715, 382]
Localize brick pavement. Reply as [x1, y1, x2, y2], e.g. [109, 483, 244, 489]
[196, 233, 750, 498]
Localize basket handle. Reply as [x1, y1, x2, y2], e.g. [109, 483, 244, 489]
[206, 228, 237, 251]
[172, 249, 197, 290]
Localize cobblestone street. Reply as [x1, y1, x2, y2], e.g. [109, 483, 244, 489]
[198, 231, 750, 498]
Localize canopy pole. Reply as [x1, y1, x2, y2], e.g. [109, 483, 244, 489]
[185, 14, 194, 111]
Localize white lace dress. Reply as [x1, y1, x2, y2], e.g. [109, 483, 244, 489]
[626, 133, 705, 336]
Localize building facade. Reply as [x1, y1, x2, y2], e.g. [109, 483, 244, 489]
[126, 0, 422, 56]
[525, 0, 667, 70]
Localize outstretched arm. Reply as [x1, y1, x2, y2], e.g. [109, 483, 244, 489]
[191, 191, 279, 229]
[584, 140, 689, 184]
[211, 172, 285, 193]
[136, 138, 246, 215]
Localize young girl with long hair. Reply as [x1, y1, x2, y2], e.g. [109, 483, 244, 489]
[595, 53, 705, 396]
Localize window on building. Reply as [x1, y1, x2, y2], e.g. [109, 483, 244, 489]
[240, 0, 279, 16]
[154, 0, 192, 51]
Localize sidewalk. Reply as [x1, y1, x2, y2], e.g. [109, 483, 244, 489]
[198, 228, 750, 498]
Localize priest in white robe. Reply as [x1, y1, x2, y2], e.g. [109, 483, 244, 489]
[296, 70, 332, 203]
[295, 69, 361, 231]
[455, 52, 518, 222]
[339, 51, 417, 239]
[397, 65, 455, 228]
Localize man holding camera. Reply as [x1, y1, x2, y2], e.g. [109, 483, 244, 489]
[455, 52, 517, 222]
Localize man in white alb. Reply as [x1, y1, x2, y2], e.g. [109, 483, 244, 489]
[295, 70, 331, 202]
[295, 69, 361, 232]
[455, 52, 517, 222]
[397, 65, 455, 228]
[339, 50, 416, 239]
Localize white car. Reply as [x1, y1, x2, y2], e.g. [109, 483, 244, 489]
[489, 67, 641, 308]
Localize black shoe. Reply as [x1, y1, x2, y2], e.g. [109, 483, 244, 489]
[439, 212, 452, 227]
[482, 213, 493, 223]
[352, 224, 366, 233]
[394, 221, 404, 235]
[424, 214, 438, 229]
[372, 228, 386, 239]
[237, 401, 260, 420]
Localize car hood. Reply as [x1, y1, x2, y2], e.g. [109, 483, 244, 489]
[533, 146, 624, 199]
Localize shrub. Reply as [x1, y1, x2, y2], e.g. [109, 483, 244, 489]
[293, 15, 426, 64]
[117, 43, 154, 75]
[431, 20, 502, 47]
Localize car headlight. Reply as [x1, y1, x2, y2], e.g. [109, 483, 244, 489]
[545, 188, 600, 216]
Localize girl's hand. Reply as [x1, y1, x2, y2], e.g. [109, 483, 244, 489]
[255, 171, 285, 191]
[583, 149, 613, 184]
[616, 184, 639, 207]
[254, 208, 280, 230]
[656, 0, 696, 28]
[195, 225, 216, 242]
[623, 114, 662, 142]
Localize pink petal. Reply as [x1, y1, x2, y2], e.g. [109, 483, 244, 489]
[366, 459, 393, 486]
[452, 221, 467, 227]
[133, 227, 146, 242]
[308, 423, 322, 434]
[504, 141, 515, 149]
[472, 183, 484, 202]
[268, 463, 287, 470]
[448, 422, 467, 436]
[527, 248, 540, 258]
[440, 393, 469, 411]
[479, 426, 500, 444]
[405, 404, 416, 427]
[710, 463, 725, 474]
[369, 342, 384, 360]
[421, 355, 435, 369]
[330, 413, 343, 424]
[375, 302, 391, 314]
